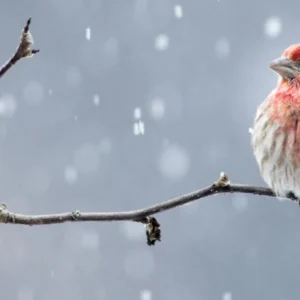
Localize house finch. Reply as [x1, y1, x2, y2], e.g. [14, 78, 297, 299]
[252, 44, 300, 200]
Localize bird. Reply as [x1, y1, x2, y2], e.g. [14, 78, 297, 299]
[252, 44, 300, 201]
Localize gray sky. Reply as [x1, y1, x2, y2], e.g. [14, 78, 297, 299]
[0, 0, 299, 299]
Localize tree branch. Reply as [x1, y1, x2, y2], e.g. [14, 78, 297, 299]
[0, 173, 287, 246]
[0, 18, 39, 79]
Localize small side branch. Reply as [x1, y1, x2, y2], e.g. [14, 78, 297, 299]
[0, 18, 39, 79]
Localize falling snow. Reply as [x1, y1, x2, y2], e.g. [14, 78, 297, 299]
[148, 85, 183, 123]
[133, 122, 139, 135]
[149, 97, 165, 120]
[154, 34, 169, 51]
[264, 16, 282, 38]
[134, 107, 142, 119]
[93, 94, 100, 106]
[140, 290, 152, 300]
[85, 27, 91, 40]
[133, 120, 145, 135]
[133, 107, 145, 135]
[223, 292, 232, 300]
[138, 121, 145, 134]
[173, 5, 183, 19]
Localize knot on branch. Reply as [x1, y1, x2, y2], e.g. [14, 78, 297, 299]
[135, 216, 161, 246]
[72, 210, 81, 220]
[144, 217, 161, 246]
[213, 172, 230, 188]
[0, 203, 10, 223]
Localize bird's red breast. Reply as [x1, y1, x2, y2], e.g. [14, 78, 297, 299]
[270, 84, 300, 124]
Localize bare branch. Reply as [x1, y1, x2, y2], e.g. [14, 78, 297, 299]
[0, 172, 290, 245]
[0, 18, 39, 79]
[0, 173, 280, 226]
[3, 184, 275, 223]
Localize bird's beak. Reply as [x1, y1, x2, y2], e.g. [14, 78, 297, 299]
[269, 57, 297, 79]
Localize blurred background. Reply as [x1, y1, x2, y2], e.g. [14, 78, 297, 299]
[0, 0, 299, 299]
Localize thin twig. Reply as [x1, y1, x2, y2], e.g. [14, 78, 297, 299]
[3, 183, 275, 225]
[0, 173, 287, 245]
[0, 173, 279, 226]
[0, 18, 39, 79]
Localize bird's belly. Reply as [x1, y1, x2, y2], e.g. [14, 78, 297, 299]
[252, 102, 300, 198]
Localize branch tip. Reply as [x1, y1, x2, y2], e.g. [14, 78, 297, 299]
[24, 18, 32, 33]
[0, 17, 39, 79]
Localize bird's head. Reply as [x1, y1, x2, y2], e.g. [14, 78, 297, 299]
[270, 44, 300, 84]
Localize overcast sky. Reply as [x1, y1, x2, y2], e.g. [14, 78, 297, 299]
[0, 0, 299, 299]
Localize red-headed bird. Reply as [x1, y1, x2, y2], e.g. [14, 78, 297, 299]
[252, 44, 300, 201]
